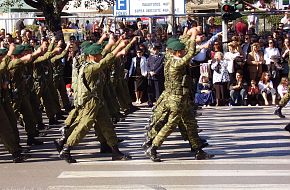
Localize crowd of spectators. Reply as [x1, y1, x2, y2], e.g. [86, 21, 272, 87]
[1, 10, 289, 108]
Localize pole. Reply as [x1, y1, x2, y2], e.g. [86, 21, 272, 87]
[169, 0, 176, 36]
[222, 0, 228, 52]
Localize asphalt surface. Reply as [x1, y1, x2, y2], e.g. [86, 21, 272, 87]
[1, 104, 290, 189]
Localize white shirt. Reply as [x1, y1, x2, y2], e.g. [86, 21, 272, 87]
[263, 47, 280, 65]
[277, 84, 288, 98]
[258, 80, 274, 94]
[224, 51, 240, 73]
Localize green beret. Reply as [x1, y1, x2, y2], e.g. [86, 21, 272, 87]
[12, 45, 25, 55]
[22, 44, 33, 51]
[167, 41, 185, 51]
[102, 41, 108, 48]
[86, 44, 103, 56]
[166, 37, 179, 46]
[80, 41, 92, 49]
[0, 48, 8, 56]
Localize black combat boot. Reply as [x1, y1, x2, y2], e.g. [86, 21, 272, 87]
[193, 149, 214, 160]
[111, 145, 132, 161]
[12, 150, 30, 163]
[145, 146, 161, 162]
[100, 142, 112, 153]
[141, 139, 152, 151]
[59, 145, 77, 163]
[27, 136, 43, 146]
[49, 117, 61, 125]
[37, 122, 49, 131]
[274, 106, 285, 118]
[54, 126, 69, 153]
[284, 123, 290, 133]
[56, 112, 66, 120]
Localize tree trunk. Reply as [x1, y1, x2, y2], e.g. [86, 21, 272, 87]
[44, 11, 63, 40]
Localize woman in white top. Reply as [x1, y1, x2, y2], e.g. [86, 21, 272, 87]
[129, 49, 148, 104]
[258, 72, 277, 105]
[211, 52, 230, 106]
[263, 39, 281, 71]
[224, 42, 240, 83]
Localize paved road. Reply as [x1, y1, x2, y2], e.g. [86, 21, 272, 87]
[1, 105, 290, 189]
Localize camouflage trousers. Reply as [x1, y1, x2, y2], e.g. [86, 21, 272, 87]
[0, 103, 20, 154]
[151, 94, 201, 149]
[148, 91, 188, 142]
[65, 97, 118, 147]
[279, 86, 290, 107]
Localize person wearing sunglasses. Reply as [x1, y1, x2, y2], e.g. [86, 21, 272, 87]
[258, 72, 277, 106]
[264, 39, 281, 72]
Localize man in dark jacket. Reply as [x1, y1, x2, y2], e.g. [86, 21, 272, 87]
[229, 71, 248, 106]
[147, 43, 164, 107]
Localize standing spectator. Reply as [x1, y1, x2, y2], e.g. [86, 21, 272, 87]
[264, 39, 281, 71]
[235, 18, 248, 35]
[146, 43, 164, 107]
[15, 19, 25, 32]
[134, 21, 145, 41]
[241, 35, 251, 59]
[258, 72, 277, 105]
[247, 43, 264, 83]
[0, 28, 5, 39]
[210, 41, 222, 59]
[248, 80, 260, 106]
[224, 42, 241, 83]
[229, 72, 248, 106]
[280, 12, 290, 31]
[129, 49, 147, 104]
[281, 38, 290, 78]
[211, 52, 230, 106]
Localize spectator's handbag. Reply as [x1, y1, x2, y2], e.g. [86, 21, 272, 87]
[214, 63, 221, 74]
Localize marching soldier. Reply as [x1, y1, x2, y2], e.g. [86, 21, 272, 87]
[59, 38, 132, 163]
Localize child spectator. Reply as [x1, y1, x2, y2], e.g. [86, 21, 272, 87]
[258, 72, 277, 105]
[195, 75, 214, 106]
[248, 80, 260, 106]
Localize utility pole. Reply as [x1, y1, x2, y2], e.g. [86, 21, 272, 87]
[169, 0, 176, 36]
[222, 0, 228, 52]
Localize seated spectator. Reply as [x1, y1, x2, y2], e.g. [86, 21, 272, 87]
[195, 75, 214, 106]
[211, 52, 230, 106]
[277, 77, 288, 99]
[258, 72, 277, 105]
[248, 80, 260, 106]
[229, 72, 248, 106]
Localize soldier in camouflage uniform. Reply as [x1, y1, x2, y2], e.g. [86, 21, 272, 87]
[274, 49, 290, 119]
[0, 44, 40, 162]
[145, 28, 214, 162]
[59, 38, 132, 163]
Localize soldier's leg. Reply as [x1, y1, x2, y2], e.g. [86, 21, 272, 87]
[41, 86, 58, 120]
[65, 98, 100, 147]
[2, 100, 20, 145]
[274, 88, 290, 118]
[116, 80, 130, 110]
[55, 78, 70, 110]
[49, 82, 62, 114]
[108, 82, 121, 114]
[30, 90, 43, 125]
[0, 105, 21, 154]
[95, 104, 131, 160]
[151, 96, 182, 147]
